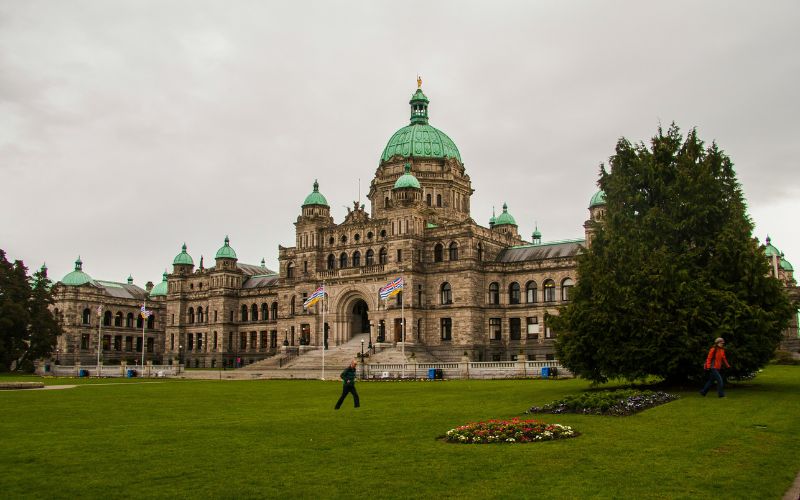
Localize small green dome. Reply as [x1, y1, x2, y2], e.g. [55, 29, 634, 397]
[215, 236, 237, 260]
[780, 257, 794, 272]
[590, 190, 607, 208]
[173, 243, 194, 266]
[494, 203, 517, 226]
[764, 236, 780, 257]
[393, 163, 421, 189]
[380, 88, 462, 163]
[532, 227, 542, 239]
[149, 271, 169, 297]
[302, 180, 329, 206]
[61, 257, 93, 286]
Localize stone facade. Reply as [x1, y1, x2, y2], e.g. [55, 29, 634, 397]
[50, 86, 800, 367]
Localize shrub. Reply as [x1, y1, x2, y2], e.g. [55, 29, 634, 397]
[772, 351, 800, 365]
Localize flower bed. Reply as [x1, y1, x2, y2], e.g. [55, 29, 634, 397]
[525, 389, 678, 416]
[444, 418, 577, 444]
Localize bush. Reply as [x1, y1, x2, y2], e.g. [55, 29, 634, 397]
[525, 389, 678, 416]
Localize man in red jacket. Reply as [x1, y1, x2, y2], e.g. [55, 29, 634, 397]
[700, 337, 731, 397]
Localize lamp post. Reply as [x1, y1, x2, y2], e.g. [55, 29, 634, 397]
[368, 321, 374, 353]
[56, 347, 60, 365]
[360, 339, 365, 380]
[283, 329, 289, 346]
[179, 344, 183, 366]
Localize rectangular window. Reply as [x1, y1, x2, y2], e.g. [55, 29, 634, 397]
[146, 337, 154, 353]
[441, 318, 452, 341]
[250, 331, 257, 349]
[489, 318, 501, 341]
[228, 333, 233, 352]
[509, 318, 521, 340]
[187, 334, 194, 351]
[170, 333, 175, 351]
[545, 326, 555, 339]
[527, 317, 539, 339]
[102, 335, 111, 351]
[81, 334, 90, 350]
[396, 249, 402, 262]
[125, 336, 133, 352]
[270, 330, 278, 348]
[197, 333, 203, 352]
[213, 331, 218, 352]
[136, 337, 143, 353]
[240, 333, 247, 350]
[260, 331, 268, 350]
[114, 336, 122, 351]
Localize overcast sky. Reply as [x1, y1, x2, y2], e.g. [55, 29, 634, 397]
[1, 1, 798, 287]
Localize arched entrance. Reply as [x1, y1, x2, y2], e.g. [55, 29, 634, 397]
[351, 299, 369, 337]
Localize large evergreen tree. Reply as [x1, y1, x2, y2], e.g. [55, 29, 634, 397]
[552, 125, 793, 383]
[0, 250, 61, 372]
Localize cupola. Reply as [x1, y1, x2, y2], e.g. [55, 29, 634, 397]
[215, 236, 238, 260]
[61, 256, 93, 286]
[149, 271, 169, 297]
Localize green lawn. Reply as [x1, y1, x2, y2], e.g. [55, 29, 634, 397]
[1, 366, 799, 499]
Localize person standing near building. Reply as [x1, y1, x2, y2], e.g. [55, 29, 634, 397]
[701, 337, 731, 397]
[334, 360, 360, 409]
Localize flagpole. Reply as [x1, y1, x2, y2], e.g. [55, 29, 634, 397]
[141, 299, 146, 369]
[401, 273, 405, 379]
[97, 306, 102, 375]
[321, 281, 325, 381]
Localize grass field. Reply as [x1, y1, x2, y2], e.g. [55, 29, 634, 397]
[1, 366, 799, 499]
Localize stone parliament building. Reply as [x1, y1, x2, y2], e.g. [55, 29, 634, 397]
[50, 85, 799, 368]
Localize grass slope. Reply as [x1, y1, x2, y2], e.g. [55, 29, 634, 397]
[1, 366, 799, 499]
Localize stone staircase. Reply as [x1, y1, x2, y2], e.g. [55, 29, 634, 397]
[279, 334, 372, 370]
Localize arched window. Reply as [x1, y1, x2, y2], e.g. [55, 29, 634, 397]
[114, 312, 123, 327]
[440, 282, 453, 305]
[104, 311, 112, 326]
[477, 242, 483, 262]
[290, 296, 296, 316]
[261, 303, 268, 321]
[197, 307, 204, 323]
[509, 282, 520, 305]
[434, 243, 444, 262]
[436, 194, 442, 207]
[426, 194, 432, 206]
[384, 197, 389, 208]
[147, 315, 155, 329]
[126, 313, 134, 328]
[271, 302, 278, 320]
[137, 315, 143, 328]
[287, 262, 294, 278]
[379, 247, 387, 265]
[561, 278, 574, 301]
[526, 281, 537, 303]
[251, 304, 258, 321]
[82, 308, 91, 325]
[241, 305, 248, 322]
[448, 242, 458, 261]
[327, 254, 335, 270]
[352, 250, 361, 267]
[188, 307, 195, 324]
[488, 282, 500, 305]
[339, 252, 348, 269]
[543, 279, 556, 302]
[365, 249, 375, 266]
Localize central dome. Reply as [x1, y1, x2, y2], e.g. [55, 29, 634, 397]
[380, 88, 462, 163]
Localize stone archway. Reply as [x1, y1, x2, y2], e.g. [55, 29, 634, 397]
[352, 299, 369, 336]
[333, 290, 374, 344]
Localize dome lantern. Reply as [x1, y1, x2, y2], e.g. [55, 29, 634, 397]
[302, 179, 329, 207]
[494, 203, 517, 226]
[215, 236, 238, 260]
[61, 256, 94, 286]
[393, 162, 421, 190]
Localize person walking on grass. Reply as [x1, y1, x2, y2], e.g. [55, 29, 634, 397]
[701, 337, 731, 397]
[334, 359, 360, 409]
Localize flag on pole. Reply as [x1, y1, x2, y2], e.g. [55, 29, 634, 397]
[303, 285, 325, 309]
[379, 277, 404, 300]
[96, 305, 103, 317]
[140, 305, 153, 319]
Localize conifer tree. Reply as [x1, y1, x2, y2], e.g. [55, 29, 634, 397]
[552, 125, 793, 383]
[0, 250, 32, 371]
[18, 265, 61, 371]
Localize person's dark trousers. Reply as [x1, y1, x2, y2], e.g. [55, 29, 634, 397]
[701, 369, 725, 397]
[335, 384, 360, 409]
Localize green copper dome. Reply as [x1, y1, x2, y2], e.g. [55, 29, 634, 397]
[494, 203, 517, 226]
[302, 179, 329, 206]
[215, 236, 237, 260]
[780, 256, 794, 272]
[532, 226, 542, 239]
[393, 163, 421, 189]
[61, 257, 93, 286]
[589, 190, 607, 208]
[764, 236, 780, 257]
[173, 243, 194, 266]
[149, 271, 169, 297]
[380, 88, 462, 163]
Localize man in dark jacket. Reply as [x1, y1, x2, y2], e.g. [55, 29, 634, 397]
[334, 360, 360, 409]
